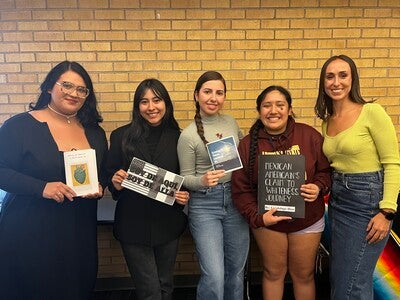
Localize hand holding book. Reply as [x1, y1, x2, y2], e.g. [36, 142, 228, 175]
[174, 190, 190, 205]
[300, 183, 320, 202]
[42, 181, 77, 203]
[262, 207, 292, 226]
[111, 169, 128, 191]
[81, 183, 103, 199]
[202, 169, 226, 187]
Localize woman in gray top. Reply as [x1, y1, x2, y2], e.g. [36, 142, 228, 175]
[177, 71, 249, 300]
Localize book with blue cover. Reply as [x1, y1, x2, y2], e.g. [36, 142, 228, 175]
[206, 135, 243, 172]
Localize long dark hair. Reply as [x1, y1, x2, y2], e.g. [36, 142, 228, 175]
[193, 71, 226, 145]
[29, 60, 102, 127]
[247, 86, 293, 189]
[314, 54, 368, 121]
[122, 78, 180, 161]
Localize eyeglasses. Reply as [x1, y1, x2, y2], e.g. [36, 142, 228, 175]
[55, 81, 90, 99]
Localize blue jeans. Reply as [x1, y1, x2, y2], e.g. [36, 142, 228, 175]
[188, 182, 250, 300]
[329, 171, 390, 300]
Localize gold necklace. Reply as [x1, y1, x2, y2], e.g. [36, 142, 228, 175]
[47, 104, 77, 124]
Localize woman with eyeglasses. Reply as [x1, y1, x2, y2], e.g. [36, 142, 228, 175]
[0, 61, 108, 299]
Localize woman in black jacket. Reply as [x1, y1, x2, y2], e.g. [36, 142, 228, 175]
[107, 79, 189, 300]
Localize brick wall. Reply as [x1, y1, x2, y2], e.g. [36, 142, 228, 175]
[1, 0, 400, 280]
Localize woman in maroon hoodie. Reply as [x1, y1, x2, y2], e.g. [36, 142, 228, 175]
[231, 85, 331, 300]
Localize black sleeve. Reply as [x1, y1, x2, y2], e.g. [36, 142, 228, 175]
[86, 125, 109, 193]
[0, 116, 46, 197]
[105, 127, 126, 200]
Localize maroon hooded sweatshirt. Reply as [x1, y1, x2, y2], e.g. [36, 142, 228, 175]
[231, 117, 331, 232]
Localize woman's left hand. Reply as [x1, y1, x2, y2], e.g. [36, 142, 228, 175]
[366, 212, 391, 244]
[202, 170, 225, 187]
[175, 190, 190, 205]
[82, 183, 104, 199]
[300, 183, 320, 202]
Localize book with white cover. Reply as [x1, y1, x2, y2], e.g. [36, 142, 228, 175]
[64, 149, 99, 196]
[121, 157, 184, 206]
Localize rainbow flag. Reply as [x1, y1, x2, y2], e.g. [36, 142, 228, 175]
[373, 231, 400, 299]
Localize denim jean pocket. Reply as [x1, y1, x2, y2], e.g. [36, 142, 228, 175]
[346, 172, 382, 190]
[192, 187, 209, 195]
[345, 179, 377, 193]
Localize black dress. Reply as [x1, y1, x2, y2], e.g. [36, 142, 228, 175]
[0, 112, 108, 300]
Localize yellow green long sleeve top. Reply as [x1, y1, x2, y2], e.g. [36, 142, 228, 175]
[322, 103, 400, 211]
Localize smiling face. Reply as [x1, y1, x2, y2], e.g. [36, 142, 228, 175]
[139, 88, 166, 126]
[48, 70, 87, 115]
[195, 79, 225, 116]
[259, 90, 292, 135]
[324, 58, 352, 103]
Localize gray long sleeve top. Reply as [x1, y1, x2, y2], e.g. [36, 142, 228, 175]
[177, 113, 243, 191]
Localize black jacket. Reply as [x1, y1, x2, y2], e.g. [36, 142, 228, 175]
[106, 124, 187, 246]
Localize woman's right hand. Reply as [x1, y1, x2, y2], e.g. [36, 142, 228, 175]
[112, 169, 128, 191]
[202, 169, 225, 187]
[262, 208, 292, 226]
[43, 182, 76, 203]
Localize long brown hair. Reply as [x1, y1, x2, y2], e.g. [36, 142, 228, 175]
[193, 71, 226, 145]
[314, 54, 368, 121]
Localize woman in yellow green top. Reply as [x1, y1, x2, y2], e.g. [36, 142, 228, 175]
[315, 54, 400, 300]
